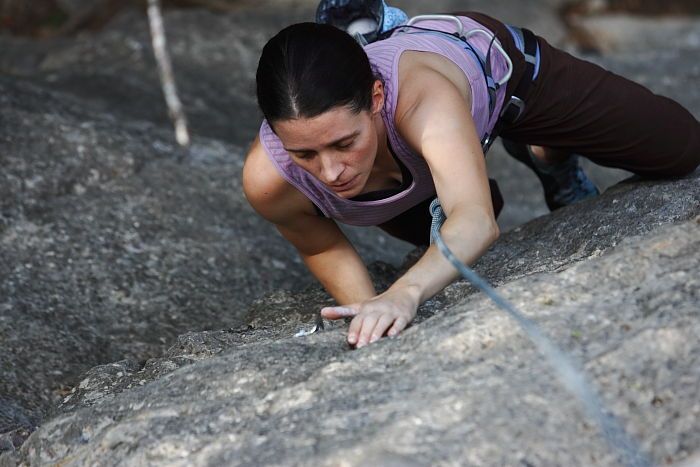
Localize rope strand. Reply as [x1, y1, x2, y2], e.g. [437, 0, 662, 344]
[429, 198, 650, 467]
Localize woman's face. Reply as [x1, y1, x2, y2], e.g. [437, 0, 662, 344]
[272, 82, 384, 199]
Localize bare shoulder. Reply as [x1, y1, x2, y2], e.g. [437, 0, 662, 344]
[243, 133, 350, 258]
[392, 54, 476, 158]
[242, 134, 316, 224]
[394, 50, 472, 124]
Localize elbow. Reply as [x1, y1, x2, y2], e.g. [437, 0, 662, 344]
[489, 219, 500, 244]
[471, 205, 499, 248]
[474, 205, 500, 246]
[442, 205, 499, 254]
[485, 217, 500, 247]
[448, 205, 500, 246]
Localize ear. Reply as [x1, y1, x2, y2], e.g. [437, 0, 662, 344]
[370, 79, 385, 115]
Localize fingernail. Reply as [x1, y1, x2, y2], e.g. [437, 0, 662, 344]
[348, 334, 357, 344]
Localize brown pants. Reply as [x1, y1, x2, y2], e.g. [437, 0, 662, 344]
[378, 12, 700, 246]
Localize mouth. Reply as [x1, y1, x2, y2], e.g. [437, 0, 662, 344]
[329, 174, 358, 192]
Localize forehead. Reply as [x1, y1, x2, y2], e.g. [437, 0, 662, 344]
[273, 106, 365, 148]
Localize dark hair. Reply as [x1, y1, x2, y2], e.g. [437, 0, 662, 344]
[256, 22, 376, 124]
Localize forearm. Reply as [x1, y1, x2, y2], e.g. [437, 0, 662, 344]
[388, 205, 499, 305]
[302, 244, 376, 305]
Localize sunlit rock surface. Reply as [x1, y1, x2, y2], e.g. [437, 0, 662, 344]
[7, 210, 700, 466]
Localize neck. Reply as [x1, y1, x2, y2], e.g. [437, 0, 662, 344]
[372, 113, 391, 168]
[361, 113, 403, 193]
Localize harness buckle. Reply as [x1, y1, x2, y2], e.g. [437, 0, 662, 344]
[481, 133, 495, 154]
[503, 95, 526, 122]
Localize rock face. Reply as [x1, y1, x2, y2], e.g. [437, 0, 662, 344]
[0, 4, 410, 449]
[6, 207, 700, 466]
[1, 0, 699, 464]
[0, 75, 309, 446]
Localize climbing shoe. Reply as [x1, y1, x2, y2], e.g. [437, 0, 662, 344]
[316, 0, 407, 44]
[501, 139, 600, 211]
[316, 0, 385, 43]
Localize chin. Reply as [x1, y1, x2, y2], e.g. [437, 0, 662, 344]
[332, 187, 360, 199]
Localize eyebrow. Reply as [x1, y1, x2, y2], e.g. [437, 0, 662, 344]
[284, 131, 360, 153]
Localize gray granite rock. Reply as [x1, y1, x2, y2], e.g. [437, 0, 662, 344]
[571, 14, 700, 53]
[0, 75, 298, 446]
[0, 6, 316, 145]
[0, 75, 407, 450]
[8, 211, 699, 466]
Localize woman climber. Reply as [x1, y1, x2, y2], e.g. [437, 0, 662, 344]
[242, 1, 700, 348]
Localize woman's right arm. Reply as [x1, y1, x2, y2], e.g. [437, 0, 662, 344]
[242, 135, 376, 305]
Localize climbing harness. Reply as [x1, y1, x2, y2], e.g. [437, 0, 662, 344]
[317, 4, 540, 154]
[388, 15, 538, 155]
[381, 14, 513, 154]
[404, 14, 515, 90]
[428, 199, 650, 467]
[483, 24, 539, 153]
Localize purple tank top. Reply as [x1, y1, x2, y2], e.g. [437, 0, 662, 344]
[259, 16, 509, 226]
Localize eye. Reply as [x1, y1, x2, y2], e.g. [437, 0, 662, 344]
[293, 151, 314, 160]
[336, 140, 354, 150]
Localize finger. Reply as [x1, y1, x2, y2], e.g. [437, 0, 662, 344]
[369, 314, 396, 344]
[321, 306, 358, 320]
[347, 314, 364, 346]
[356, 314, 379, 348]
[387, 316, 408, 338]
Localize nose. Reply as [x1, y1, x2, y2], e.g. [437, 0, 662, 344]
[319, 154, 345, 184]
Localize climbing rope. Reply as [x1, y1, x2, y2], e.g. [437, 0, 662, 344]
[429, 198, 651, 467]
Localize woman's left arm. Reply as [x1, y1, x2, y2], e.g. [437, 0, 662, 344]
[321, 66, 500, 348]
